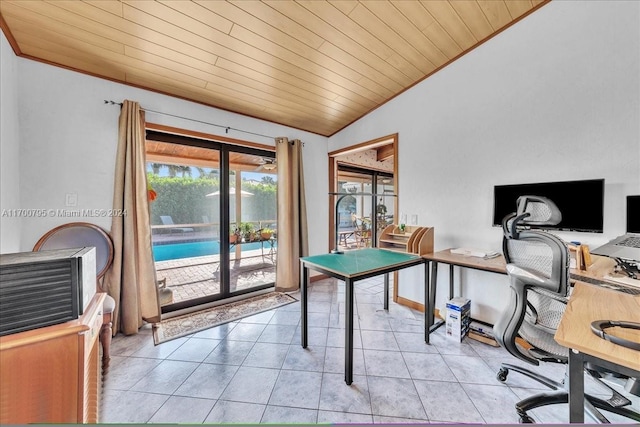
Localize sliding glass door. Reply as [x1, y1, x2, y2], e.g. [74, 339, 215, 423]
[336, 164, 394, 250]
[145, 132, 276, 313]
[226, 152, 277, 295]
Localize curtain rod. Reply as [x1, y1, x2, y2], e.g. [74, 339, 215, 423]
[104, 100, 276, 140]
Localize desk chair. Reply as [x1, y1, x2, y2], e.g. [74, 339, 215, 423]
[495, 196, 640, 423]
[33, 222, 116, 369]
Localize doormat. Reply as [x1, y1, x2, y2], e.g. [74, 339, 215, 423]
[153, 292, 297, 345]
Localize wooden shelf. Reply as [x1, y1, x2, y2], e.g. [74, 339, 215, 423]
[378, 224, 434, 256]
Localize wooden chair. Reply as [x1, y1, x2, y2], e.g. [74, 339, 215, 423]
[354, 217, 372, 248]
[33, 222, 115, 369]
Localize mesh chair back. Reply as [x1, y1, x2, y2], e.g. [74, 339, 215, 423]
[505, 239, 554, 280]
[519, 197, 559, 225]
[495, 196, 570, 364]
[519, 287, 570, 359]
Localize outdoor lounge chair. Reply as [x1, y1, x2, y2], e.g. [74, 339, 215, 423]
[160, 215, 194, 233]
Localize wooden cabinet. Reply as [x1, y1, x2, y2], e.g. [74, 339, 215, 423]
[0, 293, 105, 424]
[378, 225, 434, 256]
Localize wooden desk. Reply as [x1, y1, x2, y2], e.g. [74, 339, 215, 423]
[555, 271, 640, 422]
[422, 249, 507, 343]
[300, 248, 427, 385]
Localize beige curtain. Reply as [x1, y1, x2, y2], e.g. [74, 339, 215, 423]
[104, 100, 161, 335]
[275, 137, 308, 292]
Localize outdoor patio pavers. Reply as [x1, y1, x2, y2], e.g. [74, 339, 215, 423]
[155, 252, 275, 305]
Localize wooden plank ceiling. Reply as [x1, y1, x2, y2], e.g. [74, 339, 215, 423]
[0, 0, 547, 137]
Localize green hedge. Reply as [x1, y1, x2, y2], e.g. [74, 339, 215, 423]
[147, 174, 277, 227]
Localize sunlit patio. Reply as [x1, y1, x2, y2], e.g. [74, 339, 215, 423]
[153, 232, 276, 306]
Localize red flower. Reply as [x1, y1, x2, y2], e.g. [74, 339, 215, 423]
[148, 188, 157, 202]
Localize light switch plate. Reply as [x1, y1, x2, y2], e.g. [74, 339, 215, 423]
[65, 193, 78, 207]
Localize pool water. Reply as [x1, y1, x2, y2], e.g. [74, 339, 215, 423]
[152, 240, 270, 262]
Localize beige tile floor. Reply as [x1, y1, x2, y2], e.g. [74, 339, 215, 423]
[102, 276, 639, 424]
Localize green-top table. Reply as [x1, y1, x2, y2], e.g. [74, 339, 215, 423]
[300, 248, 427, 385]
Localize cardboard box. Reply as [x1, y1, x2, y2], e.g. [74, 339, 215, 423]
[446, 297, 471, 341]
[468, 321, 499, 347]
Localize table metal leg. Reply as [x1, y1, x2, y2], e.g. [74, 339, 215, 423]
[270, 239, 277, 264]
[430, 260, 438, 326]
[301, 262, 308, 349]
[344, 278, 354, 385]
[424, 261, 431, 343]
[449, 264, 455, 299]
[427, 260, 447, 338]
[568, 349, 585, 423]
[384, 273, 389, 311]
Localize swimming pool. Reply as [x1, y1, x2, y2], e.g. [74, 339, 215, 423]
[152, 240, 271, 262]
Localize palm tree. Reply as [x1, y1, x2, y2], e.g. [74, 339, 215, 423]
[178, 166, 192, 177]
[167, 165, 179, 177]
[261, 176, 275, 185]
[150, 163, 165, 175]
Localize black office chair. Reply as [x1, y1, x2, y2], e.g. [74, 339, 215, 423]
[494, 195, 640, 423]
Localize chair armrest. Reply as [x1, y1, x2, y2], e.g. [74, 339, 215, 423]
[506, 264, 547, 284]
[506, 264, 559, 293]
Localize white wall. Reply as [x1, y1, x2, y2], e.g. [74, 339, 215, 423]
[0, 33, 327, 255]
[329, 1, 640, 323]
[0, 32, 21, 253]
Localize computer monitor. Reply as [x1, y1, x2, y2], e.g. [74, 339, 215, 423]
[627, 195, 640, 233]
[492, 178, 605, 233]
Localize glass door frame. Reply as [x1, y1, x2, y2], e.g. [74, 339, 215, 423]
[336, 164, 394, 246]
[146, 129, 276, 313]
[327, 133, 398, 252]
[219, 144, 277, 300]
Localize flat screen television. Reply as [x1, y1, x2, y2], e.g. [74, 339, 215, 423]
[492, 178, 605, 233]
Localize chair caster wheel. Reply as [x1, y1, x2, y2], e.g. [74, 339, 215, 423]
[497, 367, 509, 382]
[519, 415, 535, 423]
